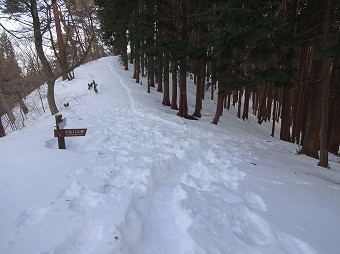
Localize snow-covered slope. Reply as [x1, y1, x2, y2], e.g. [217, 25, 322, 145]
[0, 56, 339, 254]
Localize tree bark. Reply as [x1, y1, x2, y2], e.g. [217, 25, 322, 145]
[52, 0, 70, 81]
[178, 0, 189, 118]
[301, 59, 322, 159]
[193, 61, 204, 118]
[31, 0, 58, 115]
[0, 116, 5, 137]
[242, 88, 250, 120]
[280, 86, 291, 142]
[328, 39, 340, 155]
[162, 53, 171, 106]
[0, 86, 15, 125]
[212, 87, 224, 125]
[178, 64, 188, 118]
[171, 61, 178, 110]
[237, 88, 243, 118]
[319, 0, 332, 167]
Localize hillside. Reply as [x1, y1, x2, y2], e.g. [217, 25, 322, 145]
[0, 56, 339, 254]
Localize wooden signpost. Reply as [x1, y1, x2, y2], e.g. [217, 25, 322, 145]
[54, 114, 87, 149]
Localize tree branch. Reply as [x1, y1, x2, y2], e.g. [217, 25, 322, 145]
[53, 33, 95, 82]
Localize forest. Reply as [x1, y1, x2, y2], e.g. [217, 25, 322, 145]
[0, 0, 339, 168]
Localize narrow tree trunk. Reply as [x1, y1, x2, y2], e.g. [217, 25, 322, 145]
[148, 55, 155, 87]
[319, 0, 332, 167]
[328, 40, 340, 155]
[319, 63, 331, 166]
[147, 76, 151, 93]
[242, 88, 250, 120]
[280, 86, 291, 141]
[233, 90, 238, 107]
[237, 88, 243, 118]
[212, 87, 224, 125]
[328, 99, 340, 155]
[141, 52, 145, 77]
[257, 86, 267, 124]
[162, 53, 171, 106]
[177, 0, 188, 118]
[271, 99, 277, 137]
[193, 62, 203, 118]
[52, 0, 69, 81]
[171, 61, 179, 109]
[227, 91, 231, 110]
[157, 60, 163, 92]
[210, 81, 215, 100]
[178, 65, 188, 118]
[0, 116, 5, 137]
[292, 43, 309, 144]
[31, 0, 58, 115]
[123, 47, 129, 70]
[129, 40, 134, 64]
[301, 62, 322, 159]
[266, 85, 273, 122]
[16, 92, 29, 115]
[0, 87, 15, 124]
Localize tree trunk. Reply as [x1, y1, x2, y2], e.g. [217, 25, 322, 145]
[171, 61, 178, 110]
[0, 86, 15, 125]
[178, 65, 188, 118]
[135, 52, 140, 84]
[319, 0, 332, 167]
[292, 43, 309, 144]
[157, 60, 163, 92]
[210, 80, 215, 101]
[193, 62, 204, 118]
[226, 91, 231, 110]
[319, 59, 331, 166]
[178, 0, 188, 118]
[280, 86, 291, 142]
[328, 39, 340, 155]
[31, 0, 58, 115]
[271, 99, 277, 137]
[52, 0, 70, 81]
[237, 88, 243, 118]
[328, 98, 340, 155]
[0, 116, 5, 137]
[257, 86, 267, 124]
[301, 60, 322, 159]
[148, 55, 155, 87]
[233, 90, 238, 107]
[16, 92, 29, 114]
[123, 47, 129, 70]
[162, 54, 171, 106]
[212, 87, 224, 125]
[242, 88, 250, 120]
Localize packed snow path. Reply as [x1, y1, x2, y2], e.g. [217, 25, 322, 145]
[0, 57, 339, 254]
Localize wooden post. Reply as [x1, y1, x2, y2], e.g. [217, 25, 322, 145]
[55, 114, 66, 149]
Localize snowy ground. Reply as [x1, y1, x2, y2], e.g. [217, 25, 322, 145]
[0, 56, 340, 254]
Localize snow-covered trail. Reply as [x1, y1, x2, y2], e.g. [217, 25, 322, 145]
[107, 58, 329, 254]
[105, 60, 311, 254]
[1, 56, 339, 254]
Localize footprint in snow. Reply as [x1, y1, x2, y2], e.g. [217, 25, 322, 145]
[243, 191, 267, 212]
[231, 204, 274, 246]
[16, 207, 49, 227]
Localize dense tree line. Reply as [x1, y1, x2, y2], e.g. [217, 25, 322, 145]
[95, 0, 340, 167]
[0, 32, 28, 136]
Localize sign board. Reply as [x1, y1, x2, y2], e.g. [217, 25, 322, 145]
[54, 128, 87, 137]
[56, 118, 67, 130]
[54, 114, 87, 149]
